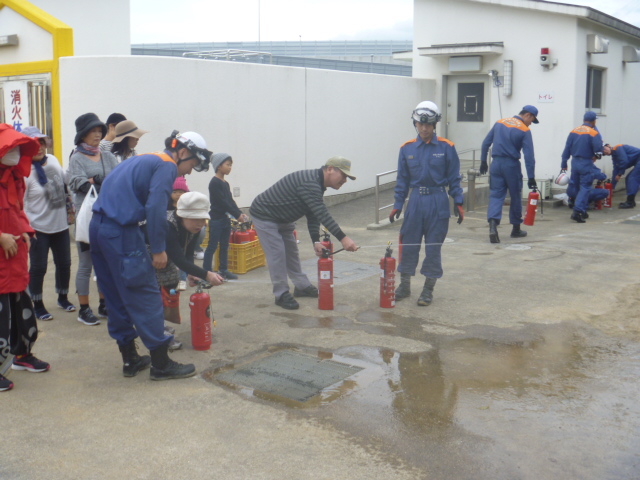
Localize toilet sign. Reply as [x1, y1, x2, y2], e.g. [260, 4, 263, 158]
[3, 81, 30, 132]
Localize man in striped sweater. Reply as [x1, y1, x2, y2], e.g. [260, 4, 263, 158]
[250, 157, 358, 310]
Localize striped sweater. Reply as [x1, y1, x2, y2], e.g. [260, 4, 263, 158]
[250, 168, 345, 243]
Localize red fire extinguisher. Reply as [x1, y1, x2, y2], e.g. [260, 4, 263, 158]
[229, 219, 238, 244]
[604, 180, 614, 208]
[380, 243, 396, 309]
[235, 222, 251, 244]
[321, 228, 333, 253]
[523, 187, 540, 226]
[318, 248, 334, 310]
[190, 282, 213, 351]
[246, 221, 257, 242]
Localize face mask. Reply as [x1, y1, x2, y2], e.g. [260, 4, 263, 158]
[1, 147, 20, 166]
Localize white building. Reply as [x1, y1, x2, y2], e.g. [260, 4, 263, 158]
[405, 0, 640, 180]
[1, 0, 639, 206]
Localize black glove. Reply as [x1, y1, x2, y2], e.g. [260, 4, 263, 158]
[594, 152, 602, 160]
[93, 173, 105, 185]
[453, 204, 464, 224]
[479, 162, 488, 175]
[528, 178, 537, 189]
[389, 209, 401, 223]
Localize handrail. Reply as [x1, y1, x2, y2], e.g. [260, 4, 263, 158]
[373, 147, 485, 223]
[374, 169, 397, 224]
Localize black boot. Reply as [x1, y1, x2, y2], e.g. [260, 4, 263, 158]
[119, 341, 151, 377]
[150, 344, 196, 381]
[571, 210, 586, 223]
[619, 195, 636, 209]
[417, 277, 437, 306]
[489, 219, 500, 244]
[395, 273, 411, 301]
[510, 224, 527, 238]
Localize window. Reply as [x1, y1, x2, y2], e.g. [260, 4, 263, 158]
[457, 83, 484, 122]
[586, 67, 604, 111]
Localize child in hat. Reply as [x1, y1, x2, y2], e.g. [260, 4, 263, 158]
[203, 153, 249, 280]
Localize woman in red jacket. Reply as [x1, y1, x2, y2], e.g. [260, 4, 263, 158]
[0, 125, 50, 392]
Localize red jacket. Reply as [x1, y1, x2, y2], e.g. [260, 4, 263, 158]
[0, 124, 39, 294]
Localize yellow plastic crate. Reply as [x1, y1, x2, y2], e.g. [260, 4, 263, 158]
[214, 238, 266, 274]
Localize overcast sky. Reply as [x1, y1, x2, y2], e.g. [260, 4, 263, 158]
[130, 0, 640, 44]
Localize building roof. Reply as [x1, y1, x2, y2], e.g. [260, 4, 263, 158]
[467, 0, 640, 40]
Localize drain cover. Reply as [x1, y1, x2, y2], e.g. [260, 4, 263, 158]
[300, 259, 380, 286]
[215, 350, 363, 403]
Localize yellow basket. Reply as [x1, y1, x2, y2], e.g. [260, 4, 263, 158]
[214, 238, 266, 274]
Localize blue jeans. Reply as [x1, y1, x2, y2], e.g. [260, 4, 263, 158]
[203, 218, 231, 272]
[29, 229, 71, 301]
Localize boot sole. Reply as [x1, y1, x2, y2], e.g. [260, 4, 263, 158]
[417, 299, 432, 306]
[150, 369, 197, 381]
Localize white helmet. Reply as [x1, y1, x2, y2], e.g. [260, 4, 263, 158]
[170, 130, 212, 172]
[555, 171, 570, 186]
[412, 101, 442, 125]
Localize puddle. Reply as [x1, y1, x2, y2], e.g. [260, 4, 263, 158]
[203, 321, 640, 479]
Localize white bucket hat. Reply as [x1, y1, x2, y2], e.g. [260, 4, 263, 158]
[176, 192, 210, 219]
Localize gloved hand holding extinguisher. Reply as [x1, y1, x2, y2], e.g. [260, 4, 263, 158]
[389, 208, 401, 223]
[528, 178, 537, 189]
[453, 203, 464, 224]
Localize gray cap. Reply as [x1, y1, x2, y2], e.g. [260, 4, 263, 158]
[22, 126, 48, 138]
[211, 152, 231, 172]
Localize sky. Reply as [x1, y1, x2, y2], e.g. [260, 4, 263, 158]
[130, 0, 640, 44]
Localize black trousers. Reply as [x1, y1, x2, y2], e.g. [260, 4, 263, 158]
[0, 291, 38, 365]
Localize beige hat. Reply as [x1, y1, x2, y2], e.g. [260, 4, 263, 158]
[325, 156, 355, 180]
[176, 192, 210, 219]
[113, 120, 149, 143]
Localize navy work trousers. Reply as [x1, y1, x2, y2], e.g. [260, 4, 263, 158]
[90, 214, 170, 350]
[398, 189, 449, 279]
[487, 156, 524, 225]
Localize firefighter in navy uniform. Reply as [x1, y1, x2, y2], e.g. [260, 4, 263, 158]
[480, 105, 539, 243]
[90, 131, 212, 381]
[603, 143, 640, 209]
[389, 101, 464, 306]
[560, 111, 604, 222]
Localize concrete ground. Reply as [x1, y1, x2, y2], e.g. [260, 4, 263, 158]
[2, 192, 640, 480]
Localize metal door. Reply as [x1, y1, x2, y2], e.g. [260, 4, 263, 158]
[444, 75, 490, 154]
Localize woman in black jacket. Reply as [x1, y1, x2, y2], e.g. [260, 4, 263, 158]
[155, 192, 223, 350]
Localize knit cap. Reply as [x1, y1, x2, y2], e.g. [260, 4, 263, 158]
[211, 152, 231, 172]
[177, 192, 210, 219]
[173, 176, 189, 192]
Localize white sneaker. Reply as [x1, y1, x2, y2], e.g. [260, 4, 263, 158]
[177, 280, 187, 291]
[194, 251, 204, 260]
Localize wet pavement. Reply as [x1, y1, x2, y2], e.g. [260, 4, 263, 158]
[2, 193, 640, 479]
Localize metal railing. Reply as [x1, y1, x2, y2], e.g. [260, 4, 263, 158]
[373, 146, 487, 222]
[373, 169, 397, 224]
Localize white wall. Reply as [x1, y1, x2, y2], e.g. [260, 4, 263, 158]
[59, 56, 434, 208]
[413, 0, 640, 179]
[28, 0, 130, 56]
[0, 6, 52, 63]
